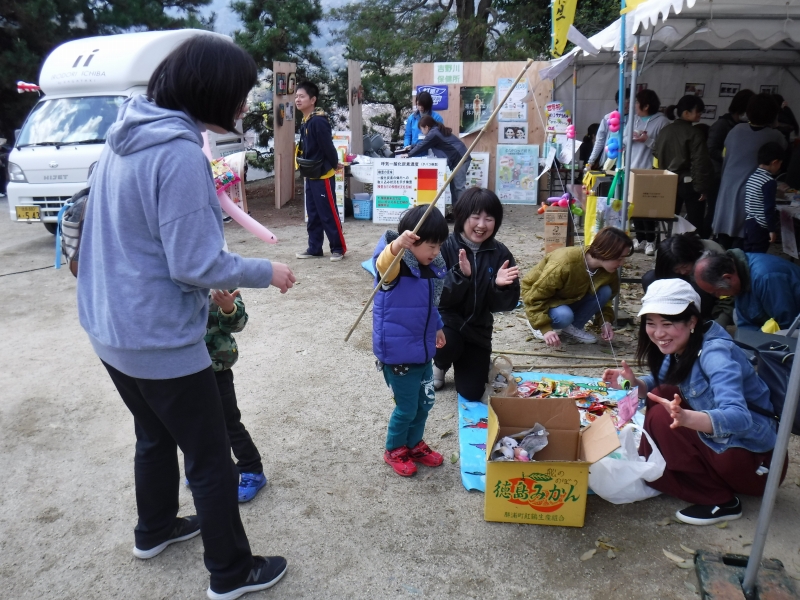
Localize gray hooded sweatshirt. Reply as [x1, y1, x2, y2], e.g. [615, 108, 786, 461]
[77, 96, 273, 379]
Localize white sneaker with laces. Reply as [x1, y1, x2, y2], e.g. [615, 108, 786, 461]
[561, 324, 598, 344]
[632, 239, 643, 253]
[644, 242, 656, 256]
[433, 365, 446, 390]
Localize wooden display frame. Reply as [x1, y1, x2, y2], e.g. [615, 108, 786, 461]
[273, 61, 296, 208]
[411, 61, 552, 195]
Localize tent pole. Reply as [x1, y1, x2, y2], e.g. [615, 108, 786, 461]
[613, 5, 626, 324]
[621, 33, 639, 232]
[742, 348, 800, 597]
[571, 62, 577, 188]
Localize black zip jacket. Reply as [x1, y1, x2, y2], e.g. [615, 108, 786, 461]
[298, 111, 339, 178]
[438, 232, 520, 348]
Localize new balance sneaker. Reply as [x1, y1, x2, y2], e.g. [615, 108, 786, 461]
[561, 324, 598, 344]
[645, 242, 656, 256]
[238, 472, 268, 503]
[295, 251, 323, 259]
[207, 555, 287, 600]
[433, 365, 447, 390]
[133, 516, 201, 559]
[632, 239, 644, 253]
[330, 252, 344, 262]
[409, 440, 444, 467]
[384, 446, 417, 477]
[676, 497, 742, 526]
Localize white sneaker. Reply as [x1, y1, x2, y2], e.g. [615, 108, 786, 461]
[433, 365, 446, 390]
[644, 242, 656, 256]
[561, 324, 597, 344]
[632, 239, 644, 253]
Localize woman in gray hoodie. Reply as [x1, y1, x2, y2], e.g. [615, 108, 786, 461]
[623, 88, 669, 255]
[77, 35, 293, 599]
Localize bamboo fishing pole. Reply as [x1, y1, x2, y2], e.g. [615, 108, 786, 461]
[344, 58, 536, 342]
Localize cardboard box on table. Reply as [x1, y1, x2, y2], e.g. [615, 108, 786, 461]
[628, 169, 678, 219]
[484, 396, 620, 527]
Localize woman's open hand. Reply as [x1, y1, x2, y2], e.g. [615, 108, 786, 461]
[647, 391, 713, 433]
[543, 330, 561, 348]
[601, 322, 614, 341]
[496, 260, 519, 287]
[458, 249, 472, 277]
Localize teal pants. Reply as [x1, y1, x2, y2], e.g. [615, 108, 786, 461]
[383, 362, 436, 451]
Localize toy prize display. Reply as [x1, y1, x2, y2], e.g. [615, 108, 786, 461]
[371, 157, 449, 224]
[465, 152, 490, 189]
[495, 145, 539, 204]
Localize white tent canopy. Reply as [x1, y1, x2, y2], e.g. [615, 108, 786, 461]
[542, 0, 800, 134]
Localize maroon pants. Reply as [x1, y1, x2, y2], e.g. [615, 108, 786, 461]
[639, 385, 787, 505]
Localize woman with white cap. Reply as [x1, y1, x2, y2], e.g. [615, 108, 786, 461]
[602, 279, 785, 525]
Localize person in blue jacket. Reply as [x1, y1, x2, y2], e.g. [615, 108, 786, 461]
[294, 81, 347, 262]
[693, 249, 800, 330]
[403, 91, 443, 148]
[372, 205, 449, 478]
[603, 279, 785, 525]
[407, 115, 470, 204]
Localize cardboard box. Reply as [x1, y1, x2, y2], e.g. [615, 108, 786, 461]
[544, 206, 572, 254]
[484, 396, 620, 527]
[628, 169, 678, 219]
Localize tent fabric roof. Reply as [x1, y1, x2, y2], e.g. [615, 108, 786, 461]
[540, 0, 800, 81]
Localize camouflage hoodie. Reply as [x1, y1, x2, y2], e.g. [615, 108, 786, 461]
[204, 291, 248, 371]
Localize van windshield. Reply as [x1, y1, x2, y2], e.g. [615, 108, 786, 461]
[17, 96, 125, 147]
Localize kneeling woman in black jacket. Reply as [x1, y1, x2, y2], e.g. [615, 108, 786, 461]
[433, 188, 520, 400]
[407, 116, 470, 204]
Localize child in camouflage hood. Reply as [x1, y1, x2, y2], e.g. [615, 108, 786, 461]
[204, 289, 267, 502]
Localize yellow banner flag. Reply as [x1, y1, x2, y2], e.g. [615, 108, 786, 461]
[620, 0, 648, 13]
[551, 0, 579, 58]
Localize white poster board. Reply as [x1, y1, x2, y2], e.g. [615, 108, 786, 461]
[466, 152, 490, 189]
[495, 145, 540, 204]
[372, 158, 448, 224]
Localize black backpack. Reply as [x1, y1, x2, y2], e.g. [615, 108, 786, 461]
[55, 187, 90, 277]
[734, 340, 799, 436]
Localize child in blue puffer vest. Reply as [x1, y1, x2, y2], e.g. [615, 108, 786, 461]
[372, 205, 450, 477]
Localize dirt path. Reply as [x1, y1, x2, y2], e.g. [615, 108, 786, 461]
[1, 185, 798, 599]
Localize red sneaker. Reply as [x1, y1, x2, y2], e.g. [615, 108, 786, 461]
[408, 440, 444, 467]
[384, 446, 417, 477]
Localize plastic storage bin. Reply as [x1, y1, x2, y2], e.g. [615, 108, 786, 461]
[352, 193, 373, 220]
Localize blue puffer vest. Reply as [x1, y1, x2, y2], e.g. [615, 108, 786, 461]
[372, 231, 446, 365]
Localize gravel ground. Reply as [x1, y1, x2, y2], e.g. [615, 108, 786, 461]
[1, 182, 798, 600]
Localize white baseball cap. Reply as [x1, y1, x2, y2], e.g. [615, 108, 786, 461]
[638, 278, 702, 317]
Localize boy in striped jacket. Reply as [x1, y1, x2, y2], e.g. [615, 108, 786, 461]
[743, 142, 784, 253]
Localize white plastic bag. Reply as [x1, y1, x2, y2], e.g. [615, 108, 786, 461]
[588, 424, 665, 504]
[672, 214, 696, 235]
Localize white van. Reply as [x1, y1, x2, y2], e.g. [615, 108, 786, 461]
[7, 30, 245, 233]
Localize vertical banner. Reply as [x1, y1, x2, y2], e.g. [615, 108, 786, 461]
[551, 0, 578, 58]
[466, 152, 490, 189]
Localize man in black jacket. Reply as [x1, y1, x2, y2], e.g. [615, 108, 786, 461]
[294, 81, 347, 262]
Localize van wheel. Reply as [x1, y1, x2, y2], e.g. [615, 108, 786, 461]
[44, 222, 58, 235]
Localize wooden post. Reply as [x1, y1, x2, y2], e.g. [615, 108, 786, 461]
[273, 61, 297, 208]
[347, 59, 365, 196]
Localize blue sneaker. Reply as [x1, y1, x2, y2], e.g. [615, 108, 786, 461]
[238, 472, 267, 503]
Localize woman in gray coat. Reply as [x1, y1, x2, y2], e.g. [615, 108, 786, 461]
[712, 94, 786, 249]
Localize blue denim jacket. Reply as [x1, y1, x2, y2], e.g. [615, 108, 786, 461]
[641, 321, 777, 454]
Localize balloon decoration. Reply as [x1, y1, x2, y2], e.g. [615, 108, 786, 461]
[607, 110, 621, 133]
[201, 132, 278, 244]
[538, 193, 584, 217]
[566, 124, 576, 140]
[606, 136, 620, 159]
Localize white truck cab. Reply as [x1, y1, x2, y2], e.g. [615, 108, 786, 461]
[7, 30, 245, 233]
